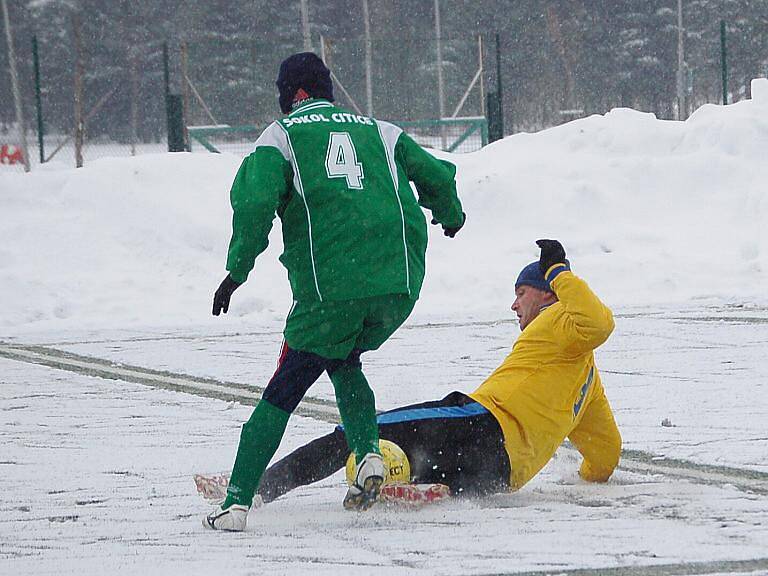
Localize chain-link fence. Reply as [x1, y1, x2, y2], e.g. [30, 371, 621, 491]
[1, 35, 169, 172]
[187, 117, 487, 157]
[39, 38, 168, 167]
[2, 9, 766, 173]
[177, 34, 488, 156]
[180, 34, 486, 136]
[2, 32, 488, 172]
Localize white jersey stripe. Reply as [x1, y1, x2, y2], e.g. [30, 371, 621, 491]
[375, 121, 410, 296]
[251, 122, 291, 159]
[289, 101, 334, 116]
[276, 122, 323, 301]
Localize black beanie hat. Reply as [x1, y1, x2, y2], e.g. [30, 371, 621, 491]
[276, 52, 334, 114]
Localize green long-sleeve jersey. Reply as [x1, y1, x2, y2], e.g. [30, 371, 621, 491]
[225, 99, 463, 302]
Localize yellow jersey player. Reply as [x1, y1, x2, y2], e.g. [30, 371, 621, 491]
[245, 239, 622, 505]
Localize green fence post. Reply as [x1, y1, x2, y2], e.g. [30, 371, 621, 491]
[495, 32, 505, 136]
[163, 41, 170, 99]
[163, 42, 186, 152]
[485, 32, 505, 143]
[720, 20, 728, 105]
[487, 92, 503, 142]
[32, 35, 44, 164]
[167, 94, 185, 152]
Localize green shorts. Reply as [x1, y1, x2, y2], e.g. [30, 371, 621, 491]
[283, 294, 416, 360]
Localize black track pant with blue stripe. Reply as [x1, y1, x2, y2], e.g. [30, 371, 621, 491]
[257, 391, 510, 503]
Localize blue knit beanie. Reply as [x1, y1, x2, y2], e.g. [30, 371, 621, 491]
[276, 52, 334, 114]
[515, 261, 553, 293]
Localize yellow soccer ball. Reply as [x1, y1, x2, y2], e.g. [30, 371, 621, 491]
[345, 439, 411, 486]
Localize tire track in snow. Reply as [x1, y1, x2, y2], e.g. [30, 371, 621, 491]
[2, 340, 768, 498]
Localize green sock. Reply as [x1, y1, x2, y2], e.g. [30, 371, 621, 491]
[329, 364, 380, 462]
[223, 400, 290, 508]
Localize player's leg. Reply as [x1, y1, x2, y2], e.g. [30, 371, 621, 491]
[282, 297, 384, 509]
[326, 350, 386, 509]
[327, 350, 378, 460]
[205, 344, 331, 530]
[567, 382, 622, 482]
[377, 391, 510, 496]
[253, 351, 403, 510]
[256, 394, 474, 504]
[248, 296, 441, 510]
[332, 294, 416, 509]
[337, 293, 416, 461]
[255, 392, 511, 504]
[258, 427, 349, 503]
[283, 297, 380, 487]
[220, 344, 328, 509]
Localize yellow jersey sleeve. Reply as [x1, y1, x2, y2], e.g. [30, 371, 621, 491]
[549, 270, 614, 355]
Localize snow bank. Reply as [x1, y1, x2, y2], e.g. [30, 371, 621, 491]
[431, 78, 768, 313]
[2, 79, 767, 332]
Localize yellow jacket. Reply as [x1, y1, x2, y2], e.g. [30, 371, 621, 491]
[470, 269, 616, 490]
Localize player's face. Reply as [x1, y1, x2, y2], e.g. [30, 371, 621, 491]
[511, 285, 551, 330]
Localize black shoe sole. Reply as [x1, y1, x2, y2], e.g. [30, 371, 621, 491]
[343, 476, 383, 511]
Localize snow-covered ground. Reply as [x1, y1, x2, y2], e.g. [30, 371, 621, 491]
[2, 313, 768, 575]
[2, 80, 768, 575]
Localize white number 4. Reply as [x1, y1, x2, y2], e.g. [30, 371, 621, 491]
[325, 132, 364, 189]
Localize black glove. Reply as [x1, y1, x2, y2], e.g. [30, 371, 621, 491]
[212, 274, 241, 316]
[536, 239, 567, 275]
[431, 212, 466, 238]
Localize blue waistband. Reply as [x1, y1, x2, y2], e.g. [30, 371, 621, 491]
[375, 402, 489, 425]
[336, 401, 490, 431]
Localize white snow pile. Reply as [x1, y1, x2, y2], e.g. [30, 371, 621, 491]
[2, 78, 767, 333]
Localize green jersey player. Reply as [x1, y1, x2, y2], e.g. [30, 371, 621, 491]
[205, 52, 464, 531]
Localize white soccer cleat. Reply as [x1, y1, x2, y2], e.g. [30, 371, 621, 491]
[202, 503, 249, 531]
[343, 452, 384, 511]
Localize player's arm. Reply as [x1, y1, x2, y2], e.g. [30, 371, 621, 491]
[538, 240, 614, 353]
[551, 270, 615, 353]
[226, 145, 292, 284]
[395, 131, 464, 231]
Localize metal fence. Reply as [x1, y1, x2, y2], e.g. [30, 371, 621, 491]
[180, 34, 487, 152]
[2, 33, 488, 172]
[2, 15, 766, 173]
[40, 40, 167, 168]
[1, 19, 173, 173]
[188, 117, 488, 157]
